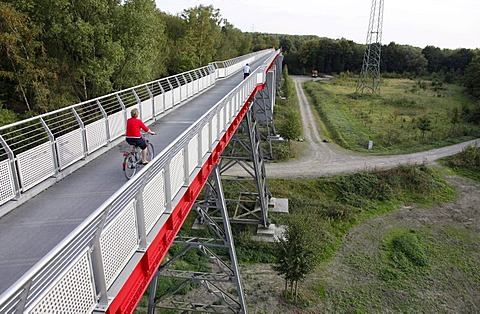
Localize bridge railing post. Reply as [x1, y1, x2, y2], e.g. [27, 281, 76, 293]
[96, 100, 110, 144]
[0, 134, 21, 202]
[90, 207, 111, 312]
[71, 107, 88, 158]
[134, 173, 150, 251]
[145, 85, 154, 121]
[39, 117, 59, 175]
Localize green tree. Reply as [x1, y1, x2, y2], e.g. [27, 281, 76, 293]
[382, 43, 427, 74]
[14, 0, 124, 101]
[159, 12, 187, 74]
[250, 32, 280, 51]
[422, 45, 444, 73]
[0, 105, 18, 126]
[464, 55, 480, 99]
[278, 108, 302, 145]
[214, 20, 251, 60]
[178, 5, 222, 70]
[445, 48, 475, 73]
[417, 116, 432, 138]
[273, 213, 319, 301]
[0, 2, 54, 113]
[450, 107, 460, 135]
[401, 45, 428, 74]
[113, 0, 168, 89]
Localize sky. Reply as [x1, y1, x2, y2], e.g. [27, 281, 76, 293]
[154, 0, 479, 50]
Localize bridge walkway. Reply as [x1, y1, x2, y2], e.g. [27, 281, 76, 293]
[0, 57, 266, 296]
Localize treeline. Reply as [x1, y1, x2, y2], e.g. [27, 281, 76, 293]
[0, 0, 278, 122]
[279, 36, 480, 98]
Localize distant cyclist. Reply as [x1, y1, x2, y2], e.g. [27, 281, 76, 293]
[125, 108, 155, 164]
[243, 63, 251, 79]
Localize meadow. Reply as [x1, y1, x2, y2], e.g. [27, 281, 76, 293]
[304, 77, 480, 154]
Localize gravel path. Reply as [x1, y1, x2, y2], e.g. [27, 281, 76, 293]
[262, 76, 480, 178]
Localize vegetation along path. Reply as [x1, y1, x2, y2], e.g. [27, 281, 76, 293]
[238, 76, 480, 312]
[264, 76, 480, 178]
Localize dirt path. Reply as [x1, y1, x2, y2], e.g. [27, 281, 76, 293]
[262, 76, 480, 178]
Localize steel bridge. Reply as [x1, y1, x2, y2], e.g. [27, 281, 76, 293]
[0, 49, 283, 313]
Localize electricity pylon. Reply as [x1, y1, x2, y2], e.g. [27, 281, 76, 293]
[356, 0, 385, 95]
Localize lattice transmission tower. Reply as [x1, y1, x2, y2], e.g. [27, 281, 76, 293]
[356, 0, 385, 94]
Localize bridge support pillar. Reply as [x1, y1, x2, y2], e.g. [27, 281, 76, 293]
[252, 67, 281, 159]
[219, 106, 271, 227]
[148, 165, 247, 314]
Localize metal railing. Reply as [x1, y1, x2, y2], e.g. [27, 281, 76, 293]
[0, 49, 272, 209]
[0, 48, 279, 313]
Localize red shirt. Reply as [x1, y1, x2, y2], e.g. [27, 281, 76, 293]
[125, 118, 149, 138]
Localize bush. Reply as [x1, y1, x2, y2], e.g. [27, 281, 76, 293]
[446, 144, 480, 169]
[380, 230, 429, 282]
[0, 107, 18, 127]
[391, 232, 428, 267]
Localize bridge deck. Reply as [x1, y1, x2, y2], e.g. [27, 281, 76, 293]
[0, 59, 265, 296]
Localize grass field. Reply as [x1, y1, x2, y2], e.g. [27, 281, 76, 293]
[254, 166, 479, 313]
[304, 77, 480, 154]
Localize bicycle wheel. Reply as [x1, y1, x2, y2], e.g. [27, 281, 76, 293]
[146, 143, 154, 162]
[123, 153, 137, 179]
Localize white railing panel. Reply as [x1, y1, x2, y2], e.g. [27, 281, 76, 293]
[236, 93, 241, 112]
[140, 99, 153, 121]
[108, 111, 125, 141]
[187, 82, 194, 98]
[17, 142, 55, 191]
[164, 91, 173, 110]
[211, 114, 218, 144]
[85, 119, 107, 154]
[153, 94, 164, 116]
[169, 150, 185, 199]
[100, 199, 138, 288]
[187, 135, 199, 175]
[56, 129, 84, 170]
[0, 159, 15, 206]
[180, 85, 187, 102]
[201, 123, 209, 158]
[143, 170, 166, 234]
[219, 107, 225, 132]
[193, 80, 199, 94]
[225, 100, 231, 124]
[200, 77, 207, 91]
[173, 88, 181, 106]
[26, 249, 96, 314]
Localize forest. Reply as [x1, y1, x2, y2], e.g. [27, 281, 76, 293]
[1, 0, 479, 126]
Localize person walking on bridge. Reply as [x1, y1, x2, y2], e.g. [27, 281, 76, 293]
[243, 63, 251, 79]
[125, 108, 155, 164]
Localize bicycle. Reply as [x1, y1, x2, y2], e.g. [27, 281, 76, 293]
[122, 134, 155, 179]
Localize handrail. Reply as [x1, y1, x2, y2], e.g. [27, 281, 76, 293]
[0, 48, 280, 313]
[0, 49, 273, 209]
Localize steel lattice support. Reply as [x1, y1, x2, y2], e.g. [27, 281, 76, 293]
[356, 0, 385, 95]
[148, 165, 247, 314]
[252, 69, 278, 160]
[217, 105, 271, 227]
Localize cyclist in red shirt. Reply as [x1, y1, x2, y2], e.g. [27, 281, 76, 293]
[125, 108, 155, 164]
